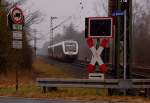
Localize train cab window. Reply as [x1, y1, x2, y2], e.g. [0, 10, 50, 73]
[65, 42, 76, 52]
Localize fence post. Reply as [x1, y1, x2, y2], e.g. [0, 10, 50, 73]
[43, 86, 47, 93]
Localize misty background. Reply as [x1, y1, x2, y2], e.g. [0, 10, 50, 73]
[38, 0, 150, 66]
[4, 0, 150, 66]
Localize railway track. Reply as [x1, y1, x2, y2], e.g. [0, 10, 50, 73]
[38, 55, 150, 79]
[37, 55, 88, 78]
[132, 66, 150, 78]
[72, 60, 150, 79]
[71, 60, 88, 68]
[72, 60, 113, 76]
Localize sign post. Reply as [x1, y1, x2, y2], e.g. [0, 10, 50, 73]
[85, 17, 114, 80]
[85, 17, 114, 95]
[8, 6, 24, 49]
[8, 6, 24, 91]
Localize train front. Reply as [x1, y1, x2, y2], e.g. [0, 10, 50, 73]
[63, 40, 79, 61]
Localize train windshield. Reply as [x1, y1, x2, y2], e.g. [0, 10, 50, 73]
[65, 42, 77, 52]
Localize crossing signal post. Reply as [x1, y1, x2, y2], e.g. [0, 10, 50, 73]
[85, 17, 114, 79]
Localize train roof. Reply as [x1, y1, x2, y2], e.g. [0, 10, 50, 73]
[48, 40, 78, 48]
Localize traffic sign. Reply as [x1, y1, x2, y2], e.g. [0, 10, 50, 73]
[12, 40, 22, 49]
[13, 31, 22, 40]
[13, 24, 23, 30]
[11, 7, 24, 24]
[112, 11, 124, 16]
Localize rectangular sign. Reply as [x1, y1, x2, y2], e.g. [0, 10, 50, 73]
[85, 17, 113, 38]
[13, 24, 23, 30]
[112, 11, 124, 16]
[12, 40, 22, 49]
[89, 73, 104, 80]
[13, 31, 23, 40]
[120, 0, 127, 2]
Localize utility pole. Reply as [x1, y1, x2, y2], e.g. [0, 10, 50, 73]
[108, 0, 118, 96]
[108, 0, 132, 79]
[108, 0, 117, 16]
[50, 16, 57, 56]
[34, 30, 37, 57]
[126, 0, 132, 79]
[108, 0, 121, 78]
[108, 0, 132, 96]
[120, 0, 133, 79]
[50, 16, 57, 46]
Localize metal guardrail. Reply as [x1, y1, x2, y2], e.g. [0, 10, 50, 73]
[36, 78, 150, 89]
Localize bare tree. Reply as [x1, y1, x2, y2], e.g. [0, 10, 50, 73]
[133, 0, 150, 65]
[93, 0, 108, 16]
[0, 0, 43, 71]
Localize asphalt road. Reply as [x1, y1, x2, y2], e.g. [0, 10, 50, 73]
[0, 97, 110, 103]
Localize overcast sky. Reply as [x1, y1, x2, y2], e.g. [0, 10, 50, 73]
[11, 0, 108, 47]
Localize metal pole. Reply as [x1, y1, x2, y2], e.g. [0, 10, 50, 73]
[34, 31, 36, 57]
[50, 17, 53, 57]
[124, 10, 127, 80]
[14, 0, 18, 92]
[13, 0, 15, 6]
[126, 0, 132, 79]
[96, 38, 100, 96]
[128, 0, 132, 79]
[115, 0, 121, 78]
[50, 17, 52, 46]
[15, 50, 20, 92]
[123, 9, 127, 96]
[16, 67, 18, 91]
[108, 0, 117, 95]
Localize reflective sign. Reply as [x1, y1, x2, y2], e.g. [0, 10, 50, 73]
[12, 40, 22, 49]
[13, 24, 23, 30]
[11, 7, 24, 24]
[89, 73, 104, 80]
[13, 31, 22, 40]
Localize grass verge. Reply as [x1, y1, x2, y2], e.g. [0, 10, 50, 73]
[0, 85, 150, 103]
[0, 58, 149, 102]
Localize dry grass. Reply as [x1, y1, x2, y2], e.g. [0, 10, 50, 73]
[32, 58, 74, 78]
[0, 86, 150, 103]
